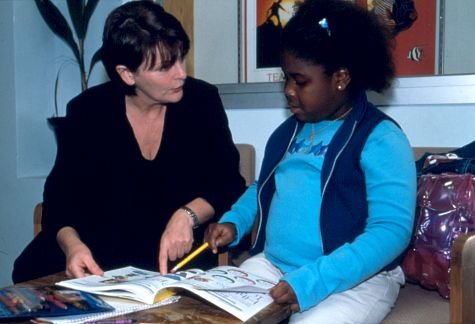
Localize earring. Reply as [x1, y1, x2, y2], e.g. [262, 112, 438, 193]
[337, 84, 343, 90]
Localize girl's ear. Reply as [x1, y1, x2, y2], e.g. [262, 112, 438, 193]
[334, 67, 351, 91]
[115, 65, 135, 86]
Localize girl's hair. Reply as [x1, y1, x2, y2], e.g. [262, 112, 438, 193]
[281, 0, 395, 94]
[101, 0, 189, 95]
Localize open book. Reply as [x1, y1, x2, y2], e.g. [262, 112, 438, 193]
[56, 265, 277, 322]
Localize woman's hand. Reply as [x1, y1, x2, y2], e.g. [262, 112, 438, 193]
[57, 226, 103, 278]
[204, 222, 236, 254]
[158, 209, 195, 274]
[65, 241, 103, 278]
[270, 281, 300, 312]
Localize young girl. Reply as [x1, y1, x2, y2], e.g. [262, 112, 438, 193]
[205, 0, 416, 322]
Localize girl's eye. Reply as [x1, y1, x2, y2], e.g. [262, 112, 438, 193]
[295, 80, 307, 86]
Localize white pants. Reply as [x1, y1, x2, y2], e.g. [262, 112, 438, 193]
[240, 253, 405, 324]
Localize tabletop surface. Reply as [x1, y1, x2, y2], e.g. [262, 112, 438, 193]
[9, 272, 291, 324]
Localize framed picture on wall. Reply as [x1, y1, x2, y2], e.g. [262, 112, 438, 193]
[241, 0, 301, 83]
[355, 0, 437, 76]
[242, 0, 438, 82]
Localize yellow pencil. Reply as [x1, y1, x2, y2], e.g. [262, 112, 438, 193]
[171, 242, 209, 272]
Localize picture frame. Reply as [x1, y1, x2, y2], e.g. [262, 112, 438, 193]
[241, 0, 300, 83]
[241, 0, 438, 82]
[355, 0, 438, 76]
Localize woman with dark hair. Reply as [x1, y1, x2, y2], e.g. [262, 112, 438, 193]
[206, 0, 416, 322]
[13, 0, 245, 282]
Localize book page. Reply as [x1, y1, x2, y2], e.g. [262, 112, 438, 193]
[57, 265, 278, 321]
[168, 266, 277, 322]
[57, 267, 180, 304]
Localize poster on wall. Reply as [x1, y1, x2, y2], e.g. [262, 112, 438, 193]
[242, 0, 300, 83]
[242, 0, 437, 83]
[357, 0, 437, 76]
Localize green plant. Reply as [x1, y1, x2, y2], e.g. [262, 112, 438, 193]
[35, 0, 101, 116]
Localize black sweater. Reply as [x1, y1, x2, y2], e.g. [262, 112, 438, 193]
[13, 78, 246, 282]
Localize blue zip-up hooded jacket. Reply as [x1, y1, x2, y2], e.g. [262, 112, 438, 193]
[251, 91, 402, 271]
[220, 91, 416, 310]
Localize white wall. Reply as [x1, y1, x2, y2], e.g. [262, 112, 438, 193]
[443, 1, 475, 74]
[194, 0, 239, 84]
[0, 0, 45, 286]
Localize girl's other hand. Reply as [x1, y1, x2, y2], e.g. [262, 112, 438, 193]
[270, 281, 300, 312]
[204, 222, 236, 254]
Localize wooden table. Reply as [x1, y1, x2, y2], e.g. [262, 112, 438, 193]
[11, 272, 291, 324]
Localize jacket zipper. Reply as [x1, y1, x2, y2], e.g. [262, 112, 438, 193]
[252, 123, 300, 250]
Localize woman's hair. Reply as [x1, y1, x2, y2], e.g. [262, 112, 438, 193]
[101, 0, 189, 95]
[281, 0, 395, 94]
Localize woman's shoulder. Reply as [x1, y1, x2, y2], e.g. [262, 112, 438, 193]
[66, 82, 121, 117]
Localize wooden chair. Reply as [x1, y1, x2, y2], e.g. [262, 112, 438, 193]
[381, 231, 475, 324]
[216, 146, 475, 323]
[218, 143, 256, 266]
[234, 143, 256, 187]
[33, 202, 42, 236]
[382, 147, 475, 324]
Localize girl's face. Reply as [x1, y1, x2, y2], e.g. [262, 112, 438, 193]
[281, 51, 350, 122]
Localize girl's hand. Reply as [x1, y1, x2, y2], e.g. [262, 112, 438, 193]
[270, 281, 300, 312]
[204, 222, 236, 254]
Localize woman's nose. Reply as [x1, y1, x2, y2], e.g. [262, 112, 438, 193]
[174, 60, 187, 79]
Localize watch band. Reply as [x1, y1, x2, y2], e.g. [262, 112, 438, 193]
[180, 206, 200, 229]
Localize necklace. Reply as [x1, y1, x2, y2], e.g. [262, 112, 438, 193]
[308, 107, 353, 142]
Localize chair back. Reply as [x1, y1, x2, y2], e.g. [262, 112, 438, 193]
[235, 143, 256, 186]
[450, 230, 475, 323]
[34, 203, 43, 236]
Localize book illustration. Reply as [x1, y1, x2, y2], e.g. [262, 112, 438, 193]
[57, 265, 278, 322]
[0, 286, 113, 320]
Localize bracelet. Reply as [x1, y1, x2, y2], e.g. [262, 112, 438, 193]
[180, 206, 200, 229]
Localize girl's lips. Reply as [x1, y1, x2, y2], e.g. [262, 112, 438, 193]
[289, 105, 301, 113]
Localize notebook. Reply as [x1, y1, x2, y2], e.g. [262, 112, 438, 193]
[36, 295, 180, 324]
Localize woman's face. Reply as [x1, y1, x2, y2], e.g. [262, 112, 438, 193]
[131, 54, 187, 105]
[281, 51, 349, 122]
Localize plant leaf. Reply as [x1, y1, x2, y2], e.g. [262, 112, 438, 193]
[53, 69, 61, 117]
[34, 0, 81, 63]
[86, 48, 102, 86]
[67, 0, 85, 40]
[83, 0, 100, 38]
